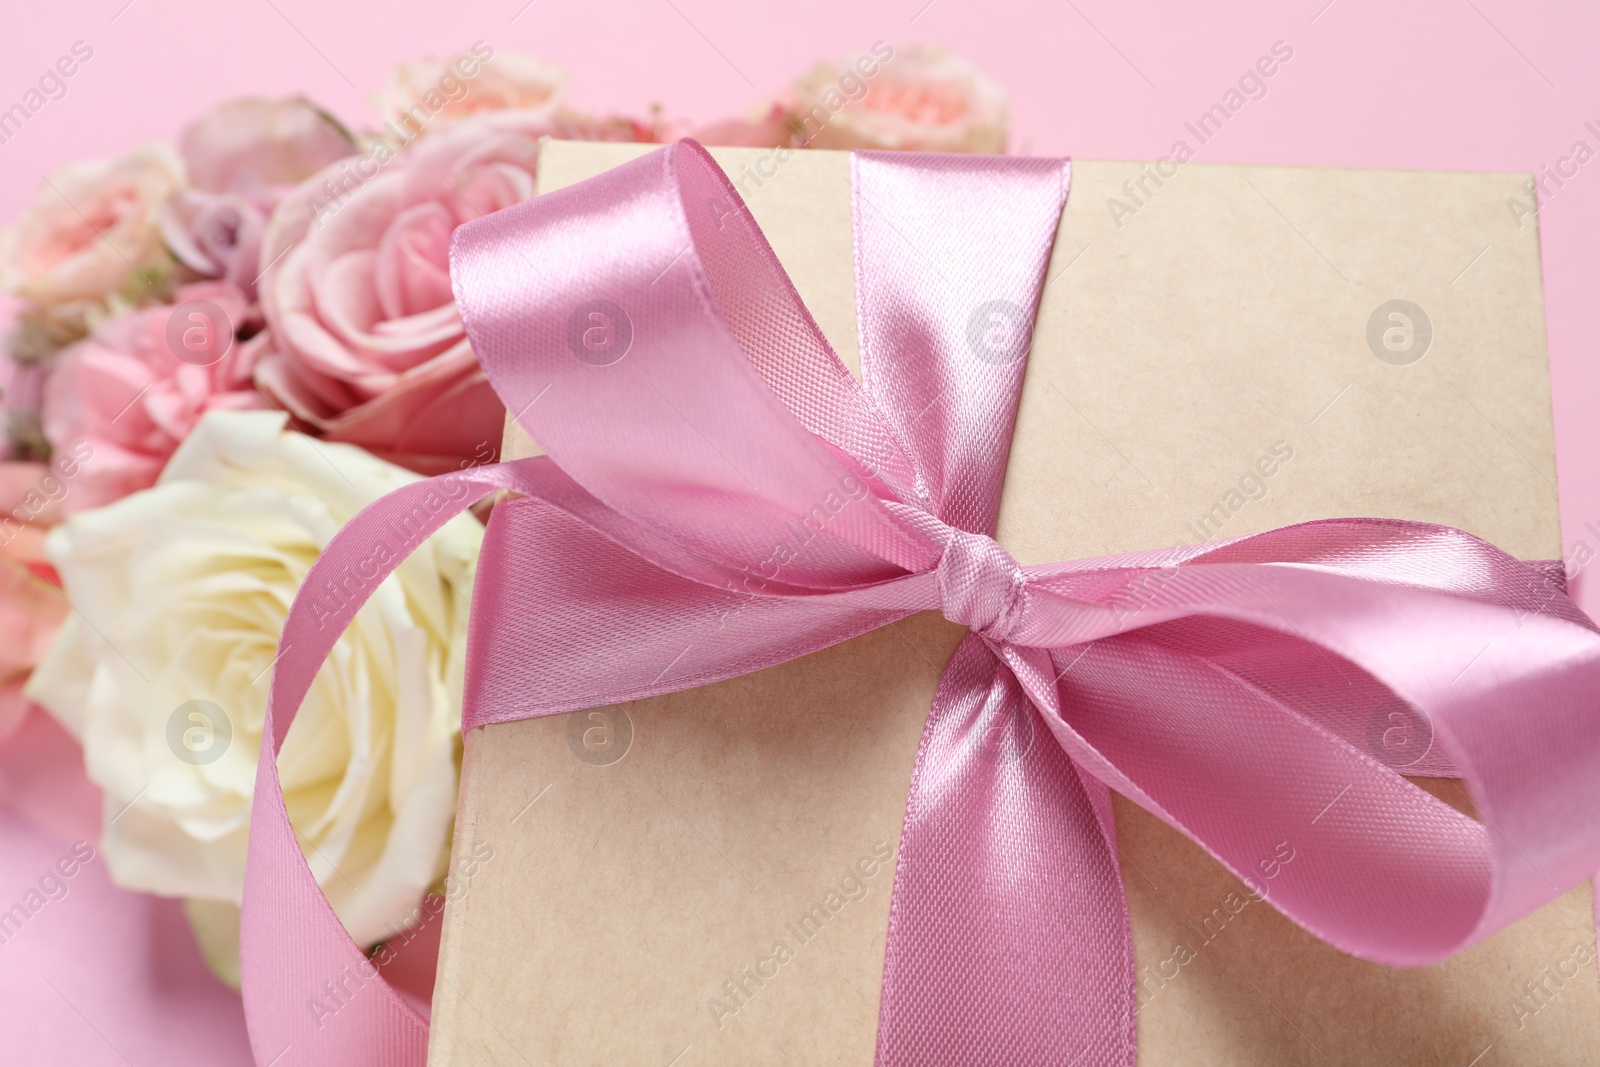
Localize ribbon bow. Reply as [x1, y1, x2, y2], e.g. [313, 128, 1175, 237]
[243, 140, 1600, 1066]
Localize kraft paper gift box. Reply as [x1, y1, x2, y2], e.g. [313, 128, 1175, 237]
[426, 141, 1599, 1065]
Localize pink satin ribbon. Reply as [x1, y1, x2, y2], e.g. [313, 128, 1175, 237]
[242, 140, 1600, 1065]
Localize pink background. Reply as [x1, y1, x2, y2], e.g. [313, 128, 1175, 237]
[2, 0, 1597, 610]
[0, 2, 1593, 1060]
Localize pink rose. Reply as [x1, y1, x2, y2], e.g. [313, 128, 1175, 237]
[178, 97, 355, 194]
[160, 98, 355, 301]
[551, 111, 662, 145]
[791, 45, 1009, 153]
[0, 460, 68, 534]
[0, 144, 184, 326]
[690, 102, 796, 148]
[41, 281, 268, 511]
[0, 548, 63, 742]
[255, 109, 654, 471]
[0, 462, 69, 742]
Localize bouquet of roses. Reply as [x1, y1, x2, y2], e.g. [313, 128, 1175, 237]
[0, 38, 1007, 1019]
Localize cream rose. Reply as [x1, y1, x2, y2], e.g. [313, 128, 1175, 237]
[371, 44, 564, 138]
[24, 409, 480, 955]
[792, 45, 1009, 154]
[0, 143, 184, 326]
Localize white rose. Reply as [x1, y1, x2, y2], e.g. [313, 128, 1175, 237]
[24, 409, 480, 963]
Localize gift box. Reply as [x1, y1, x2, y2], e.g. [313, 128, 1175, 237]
[419, 142, 1599, 1065]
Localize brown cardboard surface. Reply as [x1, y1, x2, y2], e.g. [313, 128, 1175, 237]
[429, 143, 1596, 1065]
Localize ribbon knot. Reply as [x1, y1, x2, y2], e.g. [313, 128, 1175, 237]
[935, 527, 1029, 641]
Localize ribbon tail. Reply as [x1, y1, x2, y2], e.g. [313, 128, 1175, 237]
[876, 634, 1136, 1067]
[244, 458, 572, 1066]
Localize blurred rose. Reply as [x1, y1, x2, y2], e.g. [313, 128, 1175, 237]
[256, 108, 652, 471]
[2, 354, 48, 460]
[161, 98, 355, 301]
[548, 109, 661, 144]
[178, 97, 355, 194]
[0, 462, 69, 743]
[793, 45, 1008, 153]
[42, 281, 268, 512]
[2, 339, 81, 555]
[3, 309, 84, 367]
[0, 554, 63, 742]
[25, 409, 480, 961]
[0, 454, 83, 552]
[160, 189, 274, 301]
[0, 144, 184, 326]
[371, 44, 563, 138]
[690, 101, 796, 148]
